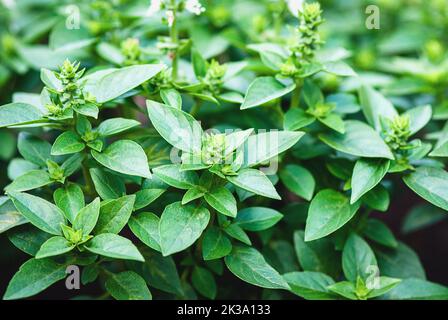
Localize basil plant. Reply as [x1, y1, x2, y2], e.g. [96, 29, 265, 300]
[0, 0, 448, 300]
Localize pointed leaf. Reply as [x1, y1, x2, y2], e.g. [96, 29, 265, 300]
[8, 192, 65, 235]
[92, 140, 151, 179]
[84, 233, 144, 261]
[224, 246, 290, 290]
[305, 189, 359, 241]
[159, 202, 210, 256]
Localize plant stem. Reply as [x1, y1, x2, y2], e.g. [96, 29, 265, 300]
[290, 81, 301, 109]
[274, 13, 282, 36]
[169, 0, 179, 81]
[82, 160, 95, 196]
[190, 100, 202, 116]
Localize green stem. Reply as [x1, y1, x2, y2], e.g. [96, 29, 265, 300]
[274, 13, 282, 36]
[82, 160, 95, 196]
[190, 100, 203, 117]
[290, 80, 302, 109]
[169, 0, 179, 81]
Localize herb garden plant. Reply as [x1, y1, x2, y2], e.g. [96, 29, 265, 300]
[1, 0, 448, 300]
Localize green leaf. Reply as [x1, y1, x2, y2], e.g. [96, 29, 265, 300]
[403, 167, 448, 211]
[54, 183, 85, 223]
[153, 164, 199, 189]
[362, 185, 390, 212]
[182, 187, 205, 205]
[96, 42, 124, 64]
[160, 88, 182, 109]
[279, 164, 315, 201]
[7, 159, 39, 181]
[319, 120, 394, 159]
[0, 103, 44, 128]
[192, 267, 217, 299]
[342, 233, 377, 282]
[242, 131, 305, 167]
[283, 271, 336, 300]
[327, 281, 357, 300]
[305, 189, 359, 241]
[223, 224, 252, 245]
[402, 204, 447, 234]
[51, 131, 85, 156]
[0, 198, 27, 234]
[128, 212, 161, 252]
[81, 265, 99, 285]
[134, 188, 166, 210]
[84, 233, 144, 261]
[8, 225, 52, 256]
[73, 198, 101, 236]
[323, 61, 357, 77]
[40, 68, 63, 91]
[35, 236, 75, 259]
[87, 64, 164, 103]
[363, 219, 398, 248]
[146, 100, 203, 153]
[0, 130, 16, 161]
[5, 170, 52, 192]
[202, 227, 232, 260]
[359, 85, 398, 131]
[3, 258, 67, 300]
[224, 129, 254, 156]
[227, 169, 280, 200]
[293, 231, 340, 278]
[430, 140, 448, 157]
[218, 92, 244, 104]
[376, 242, 426, 279]
[8, 191, 66, 235]
[224, 246, 290, 290]
[303, 79, 324, 108]
[284, 108, 316, 131]
[128, 249, 183, 296]
[366, 277, 401, 299]
[159, 202, 210, 256]
[97, 118, 140, 137]
[204, 187, 237, 218]
[248, 43, 286, 70]
[327, 93, 360, 114]
[235, 207, 282, 231]
[105, 271, 152, 300]
[61, 153, 84, 177]
[89, 168, 126, 200]
[265, 240, 300, 274]
[94, 195, 136, 234]
[92, 140, 151, 179]
[191, 47, 208, 78]
[405, 105, 432, 135]
[73, 103, 99, 119]
[382, 278, 448, 300]
[351, 158, 390, 204]
[318, 113, 345, 134]
[18, 133, 52, 167]
[241, 77, 296, 109]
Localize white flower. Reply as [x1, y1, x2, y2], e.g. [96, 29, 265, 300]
[184, 0, 205, 15]
[166, 9, 175, 27]
[146, 0, 162, 16]
[287, 0, 304, 17]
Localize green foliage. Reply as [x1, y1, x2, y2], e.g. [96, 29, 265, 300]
[0, 0, 448, 301]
